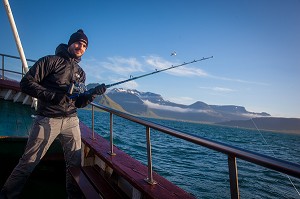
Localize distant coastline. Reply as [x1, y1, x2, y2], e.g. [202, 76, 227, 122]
[216, 117, 300, 135]
[83, 106, 300, 135]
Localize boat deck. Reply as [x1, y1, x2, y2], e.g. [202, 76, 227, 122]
[0, 95, 66, 198]
[0, 137, 66, 199]
[0, 100, 195, 199]
[0, 79, 195, 199]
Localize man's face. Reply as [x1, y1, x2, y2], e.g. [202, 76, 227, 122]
[68, 41, 87, 58]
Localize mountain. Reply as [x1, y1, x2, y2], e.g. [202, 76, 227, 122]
[217, 117, 300, 134]
[87, 86, 300, 133]
[92, 88, 158, 117]
[90, 86, 270, 123]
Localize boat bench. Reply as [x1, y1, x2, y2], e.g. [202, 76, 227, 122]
[69, 165, 124, 199]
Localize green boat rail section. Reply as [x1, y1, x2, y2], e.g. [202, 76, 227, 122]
[0, 99, 34, 136]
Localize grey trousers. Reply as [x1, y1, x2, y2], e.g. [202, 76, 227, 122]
[1, 115, 82, 199]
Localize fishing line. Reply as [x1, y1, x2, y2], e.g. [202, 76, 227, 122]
[251, 118, 300, 197]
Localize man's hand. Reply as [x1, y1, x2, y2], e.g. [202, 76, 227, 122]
[91, 83, 106, 95]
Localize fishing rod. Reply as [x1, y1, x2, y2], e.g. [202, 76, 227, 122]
[69, 56, 213, 98]
[105, 56, 213, 88]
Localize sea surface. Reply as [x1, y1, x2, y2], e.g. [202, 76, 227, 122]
[78, 109, 300, 199]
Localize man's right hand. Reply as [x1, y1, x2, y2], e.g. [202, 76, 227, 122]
[91, 83, 106, 95]
[68, 83, 107, 100]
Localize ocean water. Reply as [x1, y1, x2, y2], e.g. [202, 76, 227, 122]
[77, 109, 300, 199]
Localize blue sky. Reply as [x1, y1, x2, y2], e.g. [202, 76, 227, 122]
[1, 0, 300, 118]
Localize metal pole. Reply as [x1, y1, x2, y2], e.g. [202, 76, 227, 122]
[3, 0, 38, 109]
[91, 105, 95, 140]
[1, 55, 4, 79]
[144, 126, 157, 185]
[108, 113, 116, 156]
[228, 155, 240, 199]
[2, 0, 28, 73]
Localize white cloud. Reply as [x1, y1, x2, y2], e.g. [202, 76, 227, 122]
[81, 56, 145, 84]
[144, 55, 208, 77]
[167, 96, 195, 105]
[82, 55, 267, 89]
[241, 113, 270, 118]
[143, 100, 190, 112]
[212, 87, 235, 92]
[208, 74, 269, 86]
[108, 77, 139, 89]
[101, 56, 144, 75]
[143, 100, 212, 113]
[199, 86, 236, 93]
[80, 58, 106, 82]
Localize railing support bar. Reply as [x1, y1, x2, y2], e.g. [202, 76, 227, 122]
[144, 126, 157, 185]
[228, 155, 240, 199]
[108, 113, 116, 156]
[91, 105, 95, 140]
[1, 55, 4, 79]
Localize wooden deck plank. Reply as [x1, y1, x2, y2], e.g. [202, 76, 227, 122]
[82, 166, 124, 199]
[69, 167, 101, 199]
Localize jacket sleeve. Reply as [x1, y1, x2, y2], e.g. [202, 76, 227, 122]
[20, 56, 56, 101]
[75, 92, 97, 108]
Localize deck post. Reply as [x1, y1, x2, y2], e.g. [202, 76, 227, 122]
[228, 155, 240, 199]
[145, 126, 157, 185]
[108, 113, 116, 156]
[91, 105, 95, 140]
[1, 55, 4, 79]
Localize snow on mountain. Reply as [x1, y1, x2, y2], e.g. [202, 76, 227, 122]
[103, 87, 271, 123]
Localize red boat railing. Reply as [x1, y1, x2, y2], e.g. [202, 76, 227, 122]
[90, 102, 300, 199]
[0, 53, 36, 80]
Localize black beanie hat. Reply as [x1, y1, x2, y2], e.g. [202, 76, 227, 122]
[68, 29, 88, 47]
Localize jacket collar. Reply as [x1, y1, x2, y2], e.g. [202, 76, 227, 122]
[55, 43, 81, 63]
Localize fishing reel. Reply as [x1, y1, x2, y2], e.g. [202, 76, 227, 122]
[68, 82, 87, 98]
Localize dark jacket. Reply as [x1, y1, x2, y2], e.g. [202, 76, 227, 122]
[20, 44, 94, 117]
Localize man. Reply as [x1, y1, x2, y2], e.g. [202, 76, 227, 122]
[0, 29, 106, 199]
